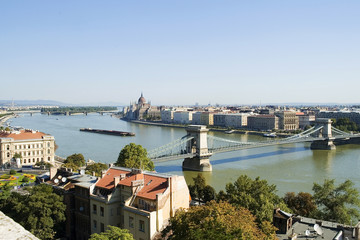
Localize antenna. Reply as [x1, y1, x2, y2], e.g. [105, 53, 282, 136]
[314, 224, 323, 236]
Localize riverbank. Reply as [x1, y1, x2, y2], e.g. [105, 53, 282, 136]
[126, 119, 292, 138]
[0, 113, 15, 126]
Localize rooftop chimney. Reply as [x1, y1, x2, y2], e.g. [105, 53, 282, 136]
[114, 176, 120, 188]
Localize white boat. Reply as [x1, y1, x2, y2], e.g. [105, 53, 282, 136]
[263, 132, 277, 137]
[225, 130, 235, 134]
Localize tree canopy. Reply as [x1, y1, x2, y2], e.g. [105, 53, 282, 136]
[217, 175, 288, 224]
[312, 179, 360, 224]
[332, 118, 358, 132]
[188, 174, 216, 203]
[86, 162, 109, 177]
[162, 201, 277, 240]
[0, 184, 66, 239]
[89, 226, 134, 240]
[283, 192, 316, 217]
[115, 143, 154, 171]
[62, 153, 86, 170]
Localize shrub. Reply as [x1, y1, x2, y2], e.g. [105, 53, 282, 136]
[22, 176, 30, 182]
[9, 169, 17, 175]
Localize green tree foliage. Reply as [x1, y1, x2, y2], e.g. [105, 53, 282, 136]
[188, 174, 216, 203]
[89, 226, 134, 240]
[283, 192, 316, 217]
[9, 169, 16, 175]
[1, 184, 66, 240]
[64, 153, 86, 168]
[0, 182, 12, 208]
[41, 106, 117, 114]
[332, 118, 358, 132]
[312, 179, 360, 224]
[115, 143, 154, 171]
[217, 175, 288, 224]
[162, 201, 276, 240]
[13, 153, 22, 159]
[35, 160, 53, 169]
[62, 161, 81, 171]
[86, 163, 109, 177]
[22, 176, 30, 182]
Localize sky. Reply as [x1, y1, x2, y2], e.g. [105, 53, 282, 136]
[1, 1, 360, 106]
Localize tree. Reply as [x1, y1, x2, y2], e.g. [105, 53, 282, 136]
[1, 184, 66, 239]
[62, 161, 80, 171]
[89, 226, 134, 240]
[35, 160, 53, 169]
[115, 143, 154, 171]
[22, 176, 30, 182]
[188, 174, 215, 203]
[64, 153, 86, 167]
[283, 192, 316, 217]
[217, 175, 288, 224]
[86, 163, 109, 177]
[312, 179, 360, 224]
[162, 201, 276, 240]
[9, 169, 16, 175]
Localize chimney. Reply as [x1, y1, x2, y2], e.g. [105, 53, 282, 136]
[135, 173, 144, 181]
[50, 167, 57, 180]
[355, 222, 360, 240]
[101, 170, 107, 178]
[114, 176, 120, 188]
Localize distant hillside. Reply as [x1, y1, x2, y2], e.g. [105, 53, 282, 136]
[0, 100, 68, 106]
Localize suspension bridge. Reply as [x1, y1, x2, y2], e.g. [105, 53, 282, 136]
[147, 118, 360, 172]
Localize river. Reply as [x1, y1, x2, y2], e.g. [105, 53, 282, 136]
[8, 113, 360, 196]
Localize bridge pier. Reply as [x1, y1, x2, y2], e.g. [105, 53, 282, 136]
[182, 125, 213, 172]
[310, 139, 336, 150]
[310, 118, 336, 150]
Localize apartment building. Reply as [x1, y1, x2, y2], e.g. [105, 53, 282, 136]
[90, 167, 189, 240]
[173, 111, 193, 124]
[275, 111, 299, 131]
[316, 111, 360, 127]
[0, 129, 55, 167]
[296, 113, 315, 129]
[247, 115, 279, 131]
[225, 113, 249, 128]
[161, 110, 174, 123]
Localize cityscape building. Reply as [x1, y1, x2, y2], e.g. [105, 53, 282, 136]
[0, 128, 55, 167]
[247, 115, 279, 131]
[275, 111, 299, 131]
[90, 166, 189, 240]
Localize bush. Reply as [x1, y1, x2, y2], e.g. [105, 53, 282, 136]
[22, 176, 30, 182]
[9, 169, 17, 175]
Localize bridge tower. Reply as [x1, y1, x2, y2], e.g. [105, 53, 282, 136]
[182, 125, 213, 172]
[310, 118, 336, 150]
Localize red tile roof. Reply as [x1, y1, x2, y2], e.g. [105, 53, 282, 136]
[0, 130, 49, 141]
[95, 168, 169, 200]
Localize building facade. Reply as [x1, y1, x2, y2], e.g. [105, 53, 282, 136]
[225, 113, 249, 128]
[0, 129, 55, 167]
[316, 111, 360, 127]
[161, 110, 174, 123]
[173, 111, 193, 124]
[297, 113, 315, 129]
[123, 93, 161, 121]
[275, 111, 299, 131]
[90, 167, 189, 240]
[247, 115, 279, 131]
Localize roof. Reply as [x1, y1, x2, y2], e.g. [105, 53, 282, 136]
[0, 130, 49, 141]
[95, 167, 169, 200]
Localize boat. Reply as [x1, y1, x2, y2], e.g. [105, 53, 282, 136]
[80, 128, 135, 137]
[225, 130, 235, 134]
[263, 132, 277, 138]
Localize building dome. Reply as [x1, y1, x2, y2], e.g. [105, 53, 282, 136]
[138, 93, 146, 104]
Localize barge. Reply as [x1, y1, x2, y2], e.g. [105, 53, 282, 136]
[80, 128, 135, 136]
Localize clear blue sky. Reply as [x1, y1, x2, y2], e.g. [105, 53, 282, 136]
[1, 1, 360, 105]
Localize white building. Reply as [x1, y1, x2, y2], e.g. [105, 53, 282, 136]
[0, 129, 55, 167]
[173, 111, 193, 124]
[225, 113, 249, 128]
[161, 110, 174, 123]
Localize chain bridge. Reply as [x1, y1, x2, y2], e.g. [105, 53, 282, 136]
[147, 118, 360, 172]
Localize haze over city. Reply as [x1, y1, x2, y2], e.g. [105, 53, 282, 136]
[1, 1, 360, 105]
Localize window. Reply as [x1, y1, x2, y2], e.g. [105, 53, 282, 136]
[100, 206, 104, 217]
[139, 220, 145, 232]
[6, 145, 9, 150]
[47, 142, 50, 147]
[93, 220, 97, 229]
[7, 153, 10, 158]
[110, 208, 114, 216]
[93, 204, 97, 214]
[129, 217, 134, 228]
[100, 223, 105, 232]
